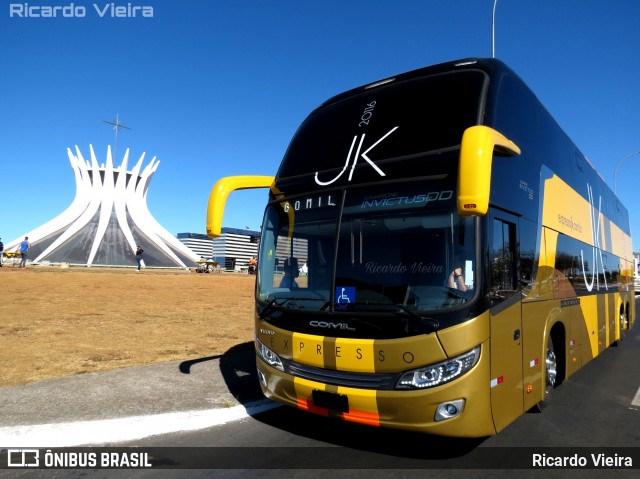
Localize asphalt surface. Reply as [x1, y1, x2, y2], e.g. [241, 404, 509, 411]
[3, 295, 639, 447]
[0, 346, 275, 445]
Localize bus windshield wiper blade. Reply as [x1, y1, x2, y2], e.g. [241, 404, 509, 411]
[395, 304, 439, 332]
[285, 299, 332, 312]
[258, 298, 287, 319]
[259, 298, 331, 317]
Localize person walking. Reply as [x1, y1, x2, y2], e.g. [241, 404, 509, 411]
[135, 245, 144, 271]
[0, 237, 4, 267]
[19, 236, 31, 268]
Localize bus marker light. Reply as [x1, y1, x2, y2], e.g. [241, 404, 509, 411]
[526, 384, 533, 394]
[364, 77, 395, 89]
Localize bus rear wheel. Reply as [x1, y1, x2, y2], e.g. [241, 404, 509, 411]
[621, 305, 629, 339]
[614, 305, 628, 346]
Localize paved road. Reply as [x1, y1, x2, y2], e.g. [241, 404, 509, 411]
[1, 302, 639, 477]
[0, 343, 275, 446]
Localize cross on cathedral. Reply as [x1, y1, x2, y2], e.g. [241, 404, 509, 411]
[102, 114, 131, 161]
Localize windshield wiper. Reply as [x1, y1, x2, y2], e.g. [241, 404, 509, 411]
[395, 304, 439, 333]
[258, 298, 287, 319]
[259, 298, 331, 317]
[285, 299, 332, 312]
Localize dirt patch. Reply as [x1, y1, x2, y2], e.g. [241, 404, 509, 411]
[0, 266, 257, 387]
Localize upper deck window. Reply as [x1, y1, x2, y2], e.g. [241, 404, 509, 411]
[277, 70, 487, 181]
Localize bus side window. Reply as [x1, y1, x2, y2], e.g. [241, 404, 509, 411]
[490, 218, 518, 303]
[519, 218, 537, 287]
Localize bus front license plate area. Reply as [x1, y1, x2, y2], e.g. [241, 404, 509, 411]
[312, 389, 349, 413]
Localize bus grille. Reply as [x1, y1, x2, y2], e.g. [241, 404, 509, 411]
[283, 359, 400, 390]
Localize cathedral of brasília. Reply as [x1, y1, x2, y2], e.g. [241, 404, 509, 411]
[4, 145, 200, 269]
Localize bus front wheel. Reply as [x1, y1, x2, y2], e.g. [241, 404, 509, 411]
[544, 338, 558, 399]
[533, 335, 558, 412]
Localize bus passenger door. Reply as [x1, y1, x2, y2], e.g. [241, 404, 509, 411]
[488, 211, 523, 432]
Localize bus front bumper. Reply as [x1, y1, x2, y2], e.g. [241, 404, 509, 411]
[255, 345, 495, 438]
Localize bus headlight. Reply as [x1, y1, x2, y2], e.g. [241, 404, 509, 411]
[395, 346, 480, 390]
[256, 337, 284, 372]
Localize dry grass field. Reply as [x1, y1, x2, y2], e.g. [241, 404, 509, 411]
[0, 266, 256, 387]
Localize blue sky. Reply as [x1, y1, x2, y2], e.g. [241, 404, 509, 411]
[1, 1, 639, 249]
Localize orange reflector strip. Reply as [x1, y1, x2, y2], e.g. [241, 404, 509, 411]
[297, 397, 329, 416]
[297, 398, 380, 426]
[341, 409, 380, 427]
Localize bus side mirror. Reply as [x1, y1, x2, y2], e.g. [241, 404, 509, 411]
[457, 126, 521, 216]
[206, 175, 275, 237]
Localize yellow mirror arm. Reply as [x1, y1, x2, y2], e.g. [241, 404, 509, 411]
[206, 175, 275, 237]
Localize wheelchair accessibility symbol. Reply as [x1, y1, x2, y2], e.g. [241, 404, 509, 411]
[335, 286, 355, 309]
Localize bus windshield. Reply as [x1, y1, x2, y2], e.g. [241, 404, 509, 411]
[258, 183, 476, 313]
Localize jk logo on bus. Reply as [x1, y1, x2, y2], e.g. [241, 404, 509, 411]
[314, 127, 399, 186]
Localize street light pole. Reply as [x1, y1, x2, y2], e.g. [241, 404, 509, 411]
[614, 151, 640, 194]
[492, 0, 498, 58]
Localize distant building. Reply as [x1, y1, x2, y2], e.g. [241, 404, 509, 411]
[179, 227, 308, 273]
[177, 232, 214, 259]
[5, 145, 199, 269]
[211, 227, 260, 271]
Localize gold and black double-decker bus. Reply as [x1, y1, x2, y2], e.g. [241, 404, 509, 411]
[207, 58, 634, 437]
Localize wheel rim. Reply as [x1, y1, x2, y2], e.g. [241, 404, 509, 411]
[545, 343, 557, 396]
[620, 310, 627, 339]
